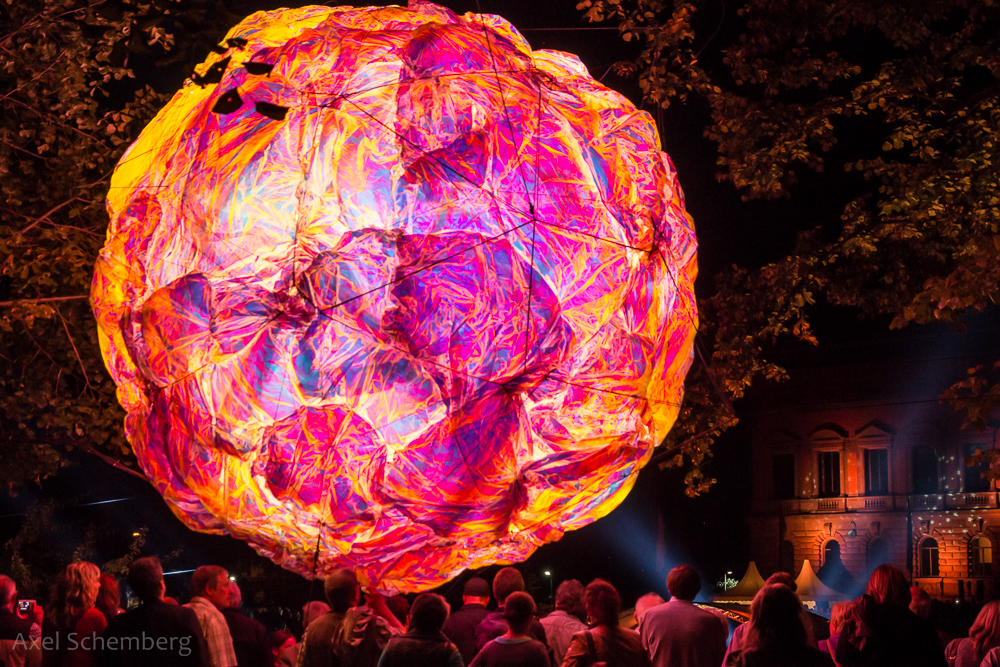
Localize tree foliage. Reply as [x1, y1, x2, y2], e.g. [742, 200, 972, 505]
[5, 0, 999, 499]
[0, 0, 243, 489]
[580, 0, 1000, 493]
[1, 501, 153, 600]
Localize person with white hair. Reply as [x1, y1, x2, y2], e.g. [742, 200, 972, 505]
[633, 594, 665, 632]
[0, 575, 42, 667]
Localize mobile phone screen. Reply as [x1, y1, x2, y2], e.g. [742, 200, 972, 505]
[17, 600, 32, 612]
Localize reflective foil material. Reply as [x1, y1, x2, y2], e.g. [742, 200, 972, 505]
[92, 2, 698, 592]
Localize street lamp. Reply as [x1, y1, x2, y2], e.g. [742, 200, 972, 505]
[543, 570, 553, 604]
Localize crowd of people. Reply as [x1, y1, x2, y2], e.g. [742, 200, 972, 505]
[2, 557, 1000, 667]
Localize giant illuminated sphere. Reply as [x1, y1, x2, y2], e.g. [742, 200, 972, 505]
[92, 1, 698, 592]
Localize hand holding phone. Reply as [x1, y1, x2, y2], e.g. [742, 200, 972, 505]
[17, 600, 41, 625]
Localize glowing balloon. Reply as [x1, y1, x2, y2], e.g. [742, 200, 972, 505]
[92, 1, 697, 592]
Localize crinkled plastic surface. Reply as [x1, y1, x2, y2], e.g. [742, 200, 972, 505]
[92, 1, 698, 592]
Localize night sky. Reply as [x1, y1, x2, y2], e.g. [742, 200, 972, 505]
[3, 0, 995, 622]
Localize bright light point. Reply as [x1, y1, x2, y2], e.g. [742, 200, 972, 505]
[544, 571, 551, 576]
[229, 576, 236, 581]
[132, 532, 140, 537]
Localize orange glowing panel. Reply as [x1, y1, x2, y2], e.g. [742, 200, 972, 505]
[91, 2, 698, 592]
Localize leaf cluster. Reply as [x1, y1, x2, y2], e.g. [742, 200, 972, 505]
[1, 501, 152, 600]
[583, 0, 1000, 493]
[0, 0, 239, 488]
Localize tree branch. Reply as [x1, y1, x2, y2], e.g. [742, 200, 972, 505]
[70, 440, 146, 481]
[0, 295, 89, 307]
[56, 309, 92, 391]
[17, 197, 88, 235]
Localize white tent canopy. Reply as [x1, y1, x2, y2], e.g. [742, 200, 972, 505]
[795, 559, 848, 601]
[712, 561, 766, 602]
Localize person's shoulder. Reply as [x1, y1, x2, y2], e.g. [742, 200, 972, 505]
[644, 599, 695, 621]
[689, 604, 726, 625]
[982, 646, 1000, 667]
[82, 607, 106, 621]
[0, 609, 35, 636]
[526, 639, 551, 664]
[616, 626, 643, 645]
[249, 614, 266, 636]
[78, 606, 108, 631]
[457, 604, 487, 615]
[954, 636, 976, 655]
[642, 599, 675, 618]
[475, 612, 505, 634]
[347, 604, 374, 621]
[526, 637, 549, 652]
[450, 605, 487, 622]
[167, 601, 200, 621]
[103, 607, 131, 630]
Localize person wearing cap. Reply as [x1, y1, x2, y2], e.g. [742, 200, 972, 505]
[297, 569, 402, 667]
[442, 578, 491, 665]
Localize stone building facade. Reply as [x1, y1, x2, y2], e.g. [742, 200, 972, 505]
[747, 405, 1000, 600]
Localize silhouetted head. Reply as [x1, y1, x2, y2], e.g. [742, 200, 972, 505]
[666, 565, 700, 601]
[866, 565, 909, 606]
[409, 593, 450, 634]
[765, 572, 797, 593]
[503, 591, 536, 635]
[493, 568, 525, 605]
[555, 580, 586, 618]
[745, 584, 807, 651]
[324, 569, 360, 613]
[584, 579, 621, 628]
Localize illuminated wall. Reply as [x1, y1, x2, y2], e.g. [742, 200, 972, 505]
[748, 408, 1000, 600]
[91, 3, 698, 591]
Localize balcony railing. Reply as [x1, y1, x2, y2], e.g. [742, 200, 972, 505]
[817, 498, 842, 512]
[752, 492, 999, 516]
[964, 493, 995, 508]
[910, 495, 942, 510]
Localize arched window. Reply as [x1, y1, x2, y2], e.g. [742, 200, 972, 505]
[823, 540, 842, 567]
[868, 538, 890, 571]
[780, 540, 795, 574]
[920, 538, 940, 577]
[971, 535, 993, 577]
[819, 539, 853, 592]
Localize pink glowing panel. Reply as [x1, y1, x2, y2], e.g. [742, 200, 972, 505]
[92, 1, 697, 592]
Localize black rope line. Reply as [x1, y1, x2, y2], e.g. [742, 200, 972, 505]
[474, 3, 533, 203]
